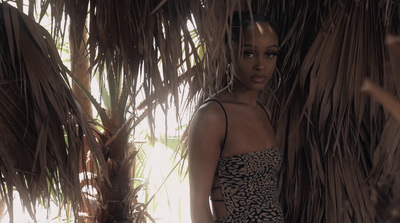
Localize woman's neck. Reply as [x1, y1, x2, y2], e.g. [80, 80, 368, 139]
[228, 88, 261, 105]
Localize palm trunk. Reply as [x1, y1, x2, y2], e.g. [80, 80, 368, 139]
[69, 18, 139, 222]
[70, 23, 92, 118]
[69, 21, 99, 222]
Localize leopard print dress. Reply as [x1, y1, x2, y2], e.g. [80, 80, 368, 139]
[204, 99, 284, 222]
[214, 147, 284, 222]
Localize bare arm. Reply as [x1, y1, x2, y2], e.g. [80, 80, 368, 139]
[188, 102, 225, 223]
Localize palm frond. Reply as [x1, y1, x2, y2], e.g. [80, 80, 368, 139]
[0, 3, 106, 221]
[2, 0, 400, 222]
[274, 1, 400, 222]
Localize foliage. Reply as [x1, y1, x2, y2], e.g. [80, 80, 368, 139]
[1, 0, 400, 222]
[0, 2, 106, 222]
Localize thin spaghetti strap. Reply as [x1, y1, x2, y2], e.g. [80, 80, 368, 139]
[257, 101, 272, 123]
[202, 99, 228, 153]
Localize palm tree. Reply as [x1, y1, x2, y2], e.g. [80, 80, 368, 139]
[1, 0, 203, 222]
[1, 0, 400, 222]
[0, 2, 107, 222]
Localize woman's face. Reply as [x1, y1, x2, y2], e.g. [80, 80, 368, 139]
[232, 22, 279, 91]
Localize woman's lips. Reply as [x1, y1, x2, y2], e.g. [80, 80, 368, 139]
[251, 75, 267, 83]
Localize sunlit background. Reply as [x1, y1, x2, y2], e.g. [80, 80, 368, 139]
[0, 2, 193, 222]
[1, 97, 192, 223]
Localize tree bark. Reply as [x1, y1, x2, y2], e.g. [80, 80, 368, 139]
[70, 24, 92, 118]
[69, 21, 98, 222]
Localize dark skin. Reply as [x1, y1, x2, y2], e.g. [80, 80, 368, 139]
[189, 22, 279, 222]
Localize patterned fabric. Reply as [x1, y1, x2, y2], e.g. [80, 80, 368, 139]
[214, 147, 284, 223]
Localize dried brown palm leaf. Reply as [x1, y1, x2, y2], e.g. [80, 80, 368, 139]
[0, 3, 106, 222]
[361, 33, 400, 222]
[275, 1, 400, 222]
[4, 0, 400, 223]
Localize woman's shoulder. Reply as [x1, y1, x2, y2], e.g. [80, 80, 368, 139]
[195, 97, 227, 120]
[188, 97, 228, 145]
[190, 89, 231, 128]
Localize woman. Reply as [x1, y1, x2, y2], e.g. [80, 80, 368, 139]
[188, 11, 284, 223]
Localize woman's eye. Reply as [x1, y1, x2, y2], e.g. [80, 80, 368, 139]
[243, 51, 254, 57]
[265, 52, 278, 58]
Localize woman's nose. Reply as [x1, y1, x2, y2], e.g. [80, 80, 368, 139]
[254, 58, 265, 71]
